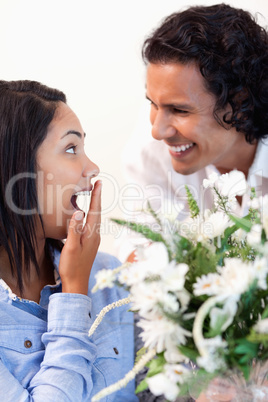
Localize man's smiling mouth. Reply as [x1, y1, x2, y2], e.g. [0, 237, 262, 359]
[168, 143, 195, 153]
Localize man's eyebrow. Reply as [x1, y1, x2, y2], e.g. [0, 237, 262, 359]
[146, 95, 194, 111]
[61, 130, 86, 139]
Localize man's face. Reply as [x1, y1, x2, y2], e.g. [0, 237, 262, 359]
[146, 62, 246, 176]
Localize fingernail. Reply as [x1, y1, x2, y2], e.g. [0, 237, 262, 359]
[74, 211, 84, 221]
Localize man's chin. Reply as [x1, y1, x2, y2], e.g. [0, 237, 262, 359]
[171, 161, 198, 176]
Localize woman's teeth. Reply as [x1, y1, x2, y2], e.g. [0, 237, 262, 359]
[75, 191, 91, 196]
[169, 143, 194, 153]
[71, 191, 91, 212]
[75, 191, 91, 212]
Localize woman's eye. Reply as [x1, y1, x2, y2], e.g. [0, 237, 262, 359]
[66, 145, 77, 154]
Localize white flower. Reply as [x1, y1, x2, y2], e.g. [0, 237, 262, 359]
[175, 289, 191, 311]
[118, 264, 147, 287]
[130, 281, 164, 317]
[216, 170, 248, 197]
[161, 292, 180, 313]
[252, 257, 268, 290]
[138, 314, 191, 353]
[134, 242, 169, 275]
[94, 269, 115, 289]
[247, 224, 262, 246]
[164, 363, 189, 384]
[160, 262, 189, 292]
[197, 353, 226, 373]
[197, 336, 227, 372]
[231, 228, 247, 242]
[203, 172, 219, 189]
[193, 273, 223, 296]
[218, 258, 254, 296]
[253, 318, 268, 334]
[164, 343, 189, 364]
[147, 372, 180, 401]
[180, 211, 230, 244]
[204, 211, 230, 238]
[137, 315, 177, 353]
[209, 296, 238, 332]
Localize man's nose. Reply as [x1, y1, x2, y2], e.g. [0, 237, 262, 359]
[151, 111, 177, 141]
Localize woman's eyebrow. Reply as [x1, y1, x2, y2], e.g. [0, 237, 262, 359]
[61, 130, 86, 139]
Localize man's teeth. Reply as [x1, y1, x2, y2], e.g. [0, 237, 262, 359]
[169, 143, 194, 153]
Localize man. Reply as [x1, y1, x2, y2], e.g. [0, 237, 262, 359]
[123, 3, 268, 227]
[122, 4, 268, 401]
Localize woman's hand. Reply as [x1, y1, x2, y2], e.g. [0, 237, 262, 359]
[59, 180, 102, 295]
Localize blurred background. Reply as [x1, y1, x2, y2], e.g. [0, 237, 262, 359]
[0, 0, 267, 255]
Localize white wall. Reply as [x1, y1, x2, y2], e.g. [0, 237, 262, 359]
[0, 0, 267, 254]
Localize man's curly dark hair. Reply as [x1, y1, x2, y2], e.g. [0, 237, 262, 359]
[142, 3, 268, 144]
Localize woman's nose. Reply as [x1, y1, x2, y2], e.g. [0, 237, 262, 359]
[151, 111, 177, 141]
[83, 157, 100, 178]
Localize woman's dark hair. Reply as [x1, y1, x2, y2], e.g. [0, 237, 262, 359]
[0, 80, 66, 292]
[142, 3, 268, 143]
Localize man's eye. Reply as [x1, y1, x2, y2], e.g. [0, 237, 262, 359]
[173, 108, 187, 114]
[66, 145, 77, 154]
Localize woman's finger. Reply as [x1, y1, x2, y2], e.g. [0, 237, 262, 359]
[86, 180, 102, 226]
[65, 210, 85, 248]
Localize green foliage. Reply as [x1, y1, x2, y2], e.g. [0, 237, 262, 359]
[146, 353, 166, 377]
[111, 177, 268, 399]
[135, 379, 148, 394]
[185, 185, 200, 218]
[178, 345, 199, 362]
[111, 219, 165, 243]
[229, 215, 253, 233]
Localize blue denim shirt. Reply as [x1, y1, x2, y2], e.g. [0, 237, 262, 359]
[0, 251, 138, 401]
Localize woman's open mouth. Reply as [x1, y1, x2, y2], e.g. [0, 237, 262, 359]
[71, 187, 93, 212]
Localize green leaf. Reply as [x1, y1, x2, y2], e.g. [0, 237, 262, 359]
[234, 339, 258, 364]
[135, 379, 148, 393]
[228, 215, 253, 233]
[185, 185, 200, 218]
[238, 364, 251, 381]
[178, 345, 199, 362]
[247, 330, 268, 344]
[262, 305, 268, 320]
[111, 219, 164, 243]
[146, 354, 166, 377]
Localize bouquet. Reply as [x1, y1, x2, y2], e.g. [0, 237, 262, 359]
[90, 170, 268, 401]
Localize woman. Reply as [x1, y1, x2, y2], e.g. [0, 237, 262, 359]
[0, 80, 137, 401]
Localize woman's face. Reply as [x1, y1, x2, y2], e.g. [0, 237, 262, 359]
[36, 102, 99, 240]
